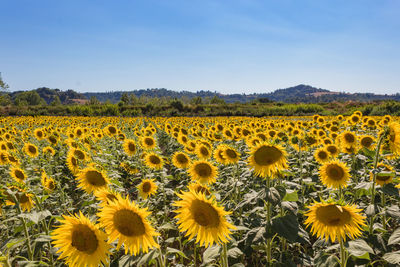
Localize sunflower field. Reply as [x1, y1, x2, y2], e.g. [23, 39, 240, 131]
[1, 113, 400, 267]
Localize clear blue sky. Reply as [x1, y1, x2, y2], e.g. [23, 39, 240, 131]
[1, 0, 399, 94]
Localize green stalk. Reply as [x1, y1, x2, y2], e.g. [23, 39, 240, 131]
[10, 193, 33, 261]
[339, 238, 347, 267]
[33, 195, 54, 266]
[194, 243, 198, 267]
[381, 192, 387, 230]
[369, 133, 386, 234]
[265, 177, 272, 266]
[222, 243, 228, 267]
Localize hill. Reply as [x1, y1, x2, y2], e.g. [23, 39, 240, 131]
[3, 84, 400, 105]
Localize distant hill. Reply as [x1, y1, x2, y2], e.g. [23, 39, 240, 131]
[8, 87, 86, 104]
[5, 84, 400, 104]
[83, 84, 400, 103]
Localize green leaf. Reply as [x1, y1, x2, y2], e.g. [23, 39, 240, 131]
[227, 247, 243, 259]
[166, 247, 188, 259]
[138, 249, 159, 266]
[19, 210, 52, 224]
[159, 223, 176, 231]
[345, 239, 374, 257]
[266, 187, 284, 205]
[202, 245, 220, 265]
[283, 190, 298, 202]
[388, 228, 400, 245]
[383, 251, 400, 264]
[271, 213, 299, 242]
[381, 183, 399, 197]
[314, 252, 339, 267]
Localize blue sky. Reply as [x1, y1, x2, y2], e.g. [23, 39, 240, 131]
[1, 0, 399, 94]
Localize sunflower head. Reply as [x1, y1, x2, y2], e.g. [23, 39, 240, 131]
[137, 179, 158, 199]
[372, 163, 394, 186]
[388, 122, 400, 157]
[51, 212, 111, 267]
[76, 167, 110, 194]
[319, 160, 350, 189]
[222, 146, 240, 164]
[188, 160, 218, 184]
[304, 201, 366, 242]
[360, 135, 375, 150]
[10, 167, 27, 183]
[314, 147, 330, 164]
[144, 152, 164, 170]
[173, 190, 236, 247]
[248, 143, 287, 178]
[141, 136, 156, 150]
[123, 139, 137, 156]
[23, 143, 39, 158]
[97, 195, 159, 255]
[172, 152, 191, 169]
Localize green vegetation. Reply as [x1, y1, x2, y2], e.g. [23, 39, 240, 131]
[1, 77, 400, 116]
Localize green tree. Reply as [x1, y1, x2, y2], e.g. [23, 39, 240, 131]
[210, 95, 225, 104]
[51, 95, 62, 106]
[89, 96, 100, 105]
[15, 91, 46, 106]
[191, 96, 203, 105]
[0, 73, 9, 91]
[120, 92, 130, 105]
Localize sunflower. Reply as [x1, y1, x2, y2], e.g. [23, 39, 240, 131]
[66, 154, 80, 174]
[314, 147, 331, 164]
[41, 171, 56, 192]
[188, 160, 218, 184]
[173, 190, 236, 247]
[319, 160, 350, 189]
[248, 143, 287, 178]
[71, 148, 87, 161]
[7, 154, 20, 166]
[34, 128, 45, 140]
[144, 152, 164, 170]
[43, 146, 56, 156]
[359, 135, 375, 150]
[76, 167, 110, 194]
[10, 167, 27, 183]
[195, 144, 212, 160]
[97, 195, 159, 255]
[5, 186, 34, 212]
[339, 131, 358, 153]
[372, 163, 395, 186]
[388, 122, 400, 157]
[123, 139, 137, 156]
[94, 188, 120, 205]
[0, 151, 9, 165]
[141, 136, 156, 150]
[304, 201, 366, 242]
[222, 145, 240, 164]
[172, 152, 191, 169]
[188, 182, 211, 195]
[23, 143, 39, 158]
[104, 125, 118, 137]
[51, 212, 110, 267]
[213, 145, 227, 164]
[137, 179, 158, 199]
[325, 144, 340, 158]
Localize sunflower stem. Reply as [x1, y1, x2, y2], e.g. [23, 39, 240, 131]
[339, 238, 347, 267]
[369, 132, 386, 234]
[33, 194, 54, 266]
[265, 177, 272, 266]
[10, 192, 33, 261]
[193, 243, 198, 267]
[381, 192, 387, 230]
[222, 243, 228, 267]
